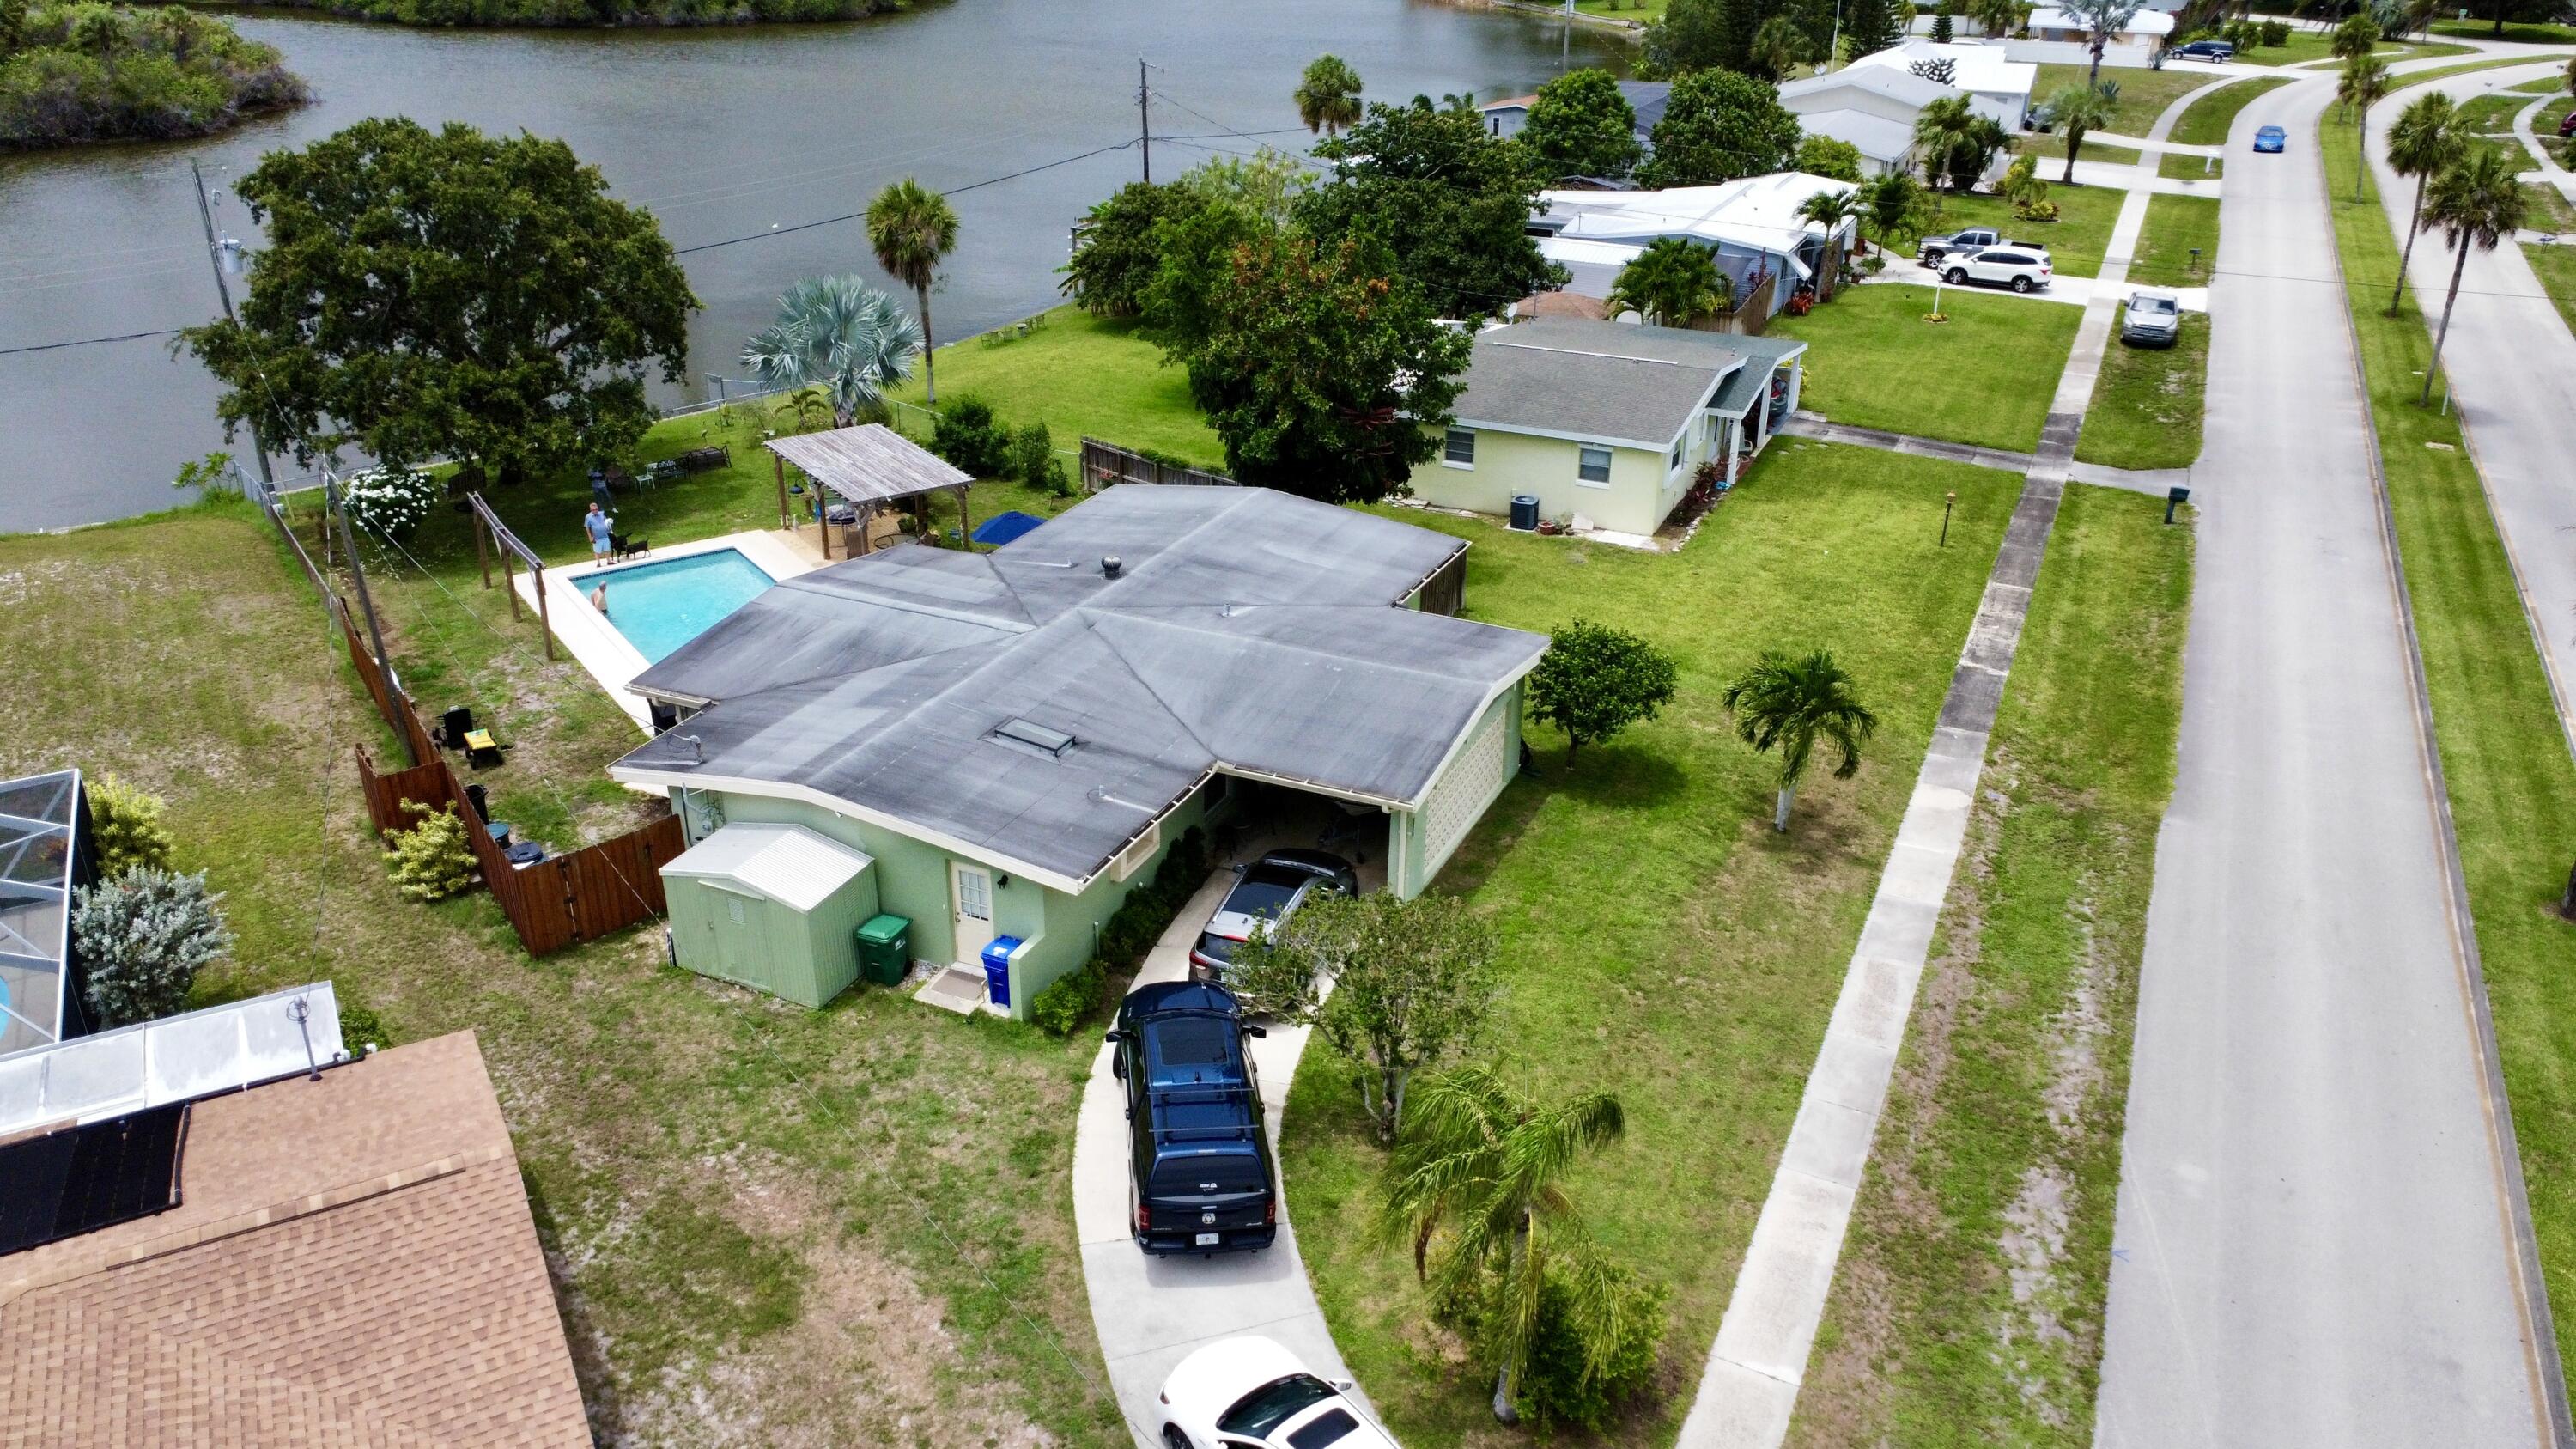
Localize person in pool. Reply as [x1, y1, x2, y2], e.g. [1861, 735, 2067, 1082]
[584, 502, 613, 559]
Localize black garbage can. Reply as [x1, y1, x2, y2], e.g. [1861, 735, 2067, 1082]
[1509, 495, 1540, 531]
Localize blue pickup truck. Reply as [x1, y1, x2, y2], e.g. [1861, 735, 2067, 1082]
[1109, 980, 1279, 1257]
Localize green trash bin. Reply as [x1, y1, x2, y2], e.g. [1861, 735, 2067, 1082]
[856, 913, 911, 987]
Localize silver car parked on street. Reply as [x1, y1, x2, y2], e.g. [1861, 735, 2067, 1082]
[2122, 289, 2183, 348]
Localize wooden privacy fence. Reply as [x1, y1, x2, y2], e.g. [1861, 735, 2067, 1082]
[355, 742, 685, 956]
[248, 472, 687, 957]
[1081, 437, 1236, 490]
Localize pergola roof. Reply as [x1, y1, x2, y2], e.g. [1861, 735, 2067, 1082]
[765, 423, 971, 506]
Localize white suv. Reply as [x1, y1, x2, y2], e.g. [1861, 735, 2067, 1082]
[1941, 246, 2054, 294]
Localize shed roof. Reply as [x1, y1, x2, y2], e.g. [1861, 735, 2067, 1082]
[666, 823, 872, 910]
[766, 423, 972, 506]
[1455, 319, 1748, 447]
[1788, 107, 1920, 166]
[615, 488, 1542, 891]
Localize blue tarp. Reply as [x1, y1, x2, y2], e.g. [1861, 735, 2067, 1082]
[971, 510, 1046, 547]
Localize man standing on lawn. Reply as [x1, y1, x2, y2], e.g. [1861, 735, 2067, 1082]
[585, 502, 614, 559]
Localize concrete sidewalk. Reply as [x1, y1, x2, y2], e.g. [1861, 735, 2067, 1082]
[1777, 414, 2195, 497]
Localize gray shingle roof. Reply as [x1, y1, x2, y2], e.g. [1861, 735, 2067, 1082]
[1707, 333, 1812, 417]
[614, 487, 1543, 888]
[1455, 320, 1750, 447]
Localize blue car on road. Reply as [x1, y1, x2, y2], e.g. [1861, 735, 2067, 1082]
[2253, 125, 2287, 154]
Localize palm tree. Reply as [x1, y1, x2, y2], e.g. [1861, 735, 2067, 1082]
[1722, 648, 1879, 831]
[2332, 13, 2380, 60]
[1750, 15, 1811, 79]
[1379, 1066, 1625, 1426]
[1606, 237, 1734, 326]
[2337, 55, 2392, 202]
[1798, 187, 1863, 277]
[2419, 148, 2528, 405]
[2060, 0, 2143, 84]
[1858, 170, 1930, 255]
[866, 179, 959, 405]
[1968, 0, 2026, 38]
[739, 275, 922, 429]
[1294, 54, 1364, 137]
[2044, 81, 2116, 184]
[1914, 95, 1981, 200]
[2385, 92, 2465, 314]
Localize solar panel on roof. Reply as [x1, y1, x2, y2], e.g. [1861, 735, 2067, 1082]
[0, 1102, 186, 1257]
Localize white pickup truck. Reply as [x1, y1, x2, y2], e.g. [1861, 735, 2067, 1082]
[1917, 227, 2042, 265]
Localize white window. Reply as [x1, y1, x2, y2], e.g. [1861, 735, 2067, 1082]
[1670, 440, 1686, 472]
[1577, 446, 1613, 485]
[1443, 427, 1476, 467]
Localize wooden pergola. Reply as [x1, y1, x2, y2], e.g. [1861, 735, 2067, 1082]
[766, 423, 974, 560]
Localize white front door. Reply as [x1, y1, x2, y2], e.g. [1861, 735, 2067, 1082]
[951, 861, 996, 965]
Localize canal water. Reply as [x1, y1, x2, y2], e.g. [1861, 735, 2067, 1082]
[0, 0, 1625, 532]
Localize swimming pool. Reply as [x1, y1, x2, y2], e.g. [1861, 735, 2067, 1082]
[581, 548, 776, 664]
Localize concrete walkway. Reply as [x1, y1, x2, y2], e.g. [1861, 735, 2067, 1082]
[1778, 414, 2196, 497]
[2095, 57, 2552, 1449]
[1071, 871, 1365, 1449]
[2512, 92, 2576, 208]
[2093, 130, 2221, 156]
[2369, 62, 2576, 753]
[1668, 69, 2229, 1449]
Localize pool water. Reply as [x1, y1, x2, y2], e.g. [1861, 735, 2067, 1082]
[584, 549, 775, 663]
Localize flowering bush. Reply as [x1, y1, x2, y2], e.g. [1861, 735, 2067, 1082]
[339, 467, 440, 540]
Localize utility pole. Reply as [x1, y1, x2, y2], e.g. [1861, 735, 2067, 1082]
[1562, 0, 1572, 70]
[1139, 57, 1152, 183]
[190, 160, 277, 491]
[326, 471, 405, 758]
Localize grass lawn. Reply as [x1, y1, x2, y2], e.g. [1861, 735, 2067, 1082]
[1573, 0, 1662, 22]
[2036, 63, 2212, 136]
[2431, 18, 2576, 43]
[1285, 441, 2023, 1448]
[2015, 132, 2146, 168]
[2324, 95, 2576, 1383]
[2126, 192, 2222, 287]
[1776, 283, 2083, 453]
[2160, 147, 2223, 180]
[1921, 180, 2127, 276]
[1788, 482, 2191, 1448]
[0, 499, 1134, 1447]
[887, 305, 1221, 468]
[2458, 91, 2533, 136]
[2168, 73, 2295, 147]
[2073, 313, 2210, 470]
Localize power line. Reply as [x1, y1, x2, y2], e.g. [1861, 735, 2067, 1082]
[0, 326, 183, 358]
[671, 139, 1138, 256]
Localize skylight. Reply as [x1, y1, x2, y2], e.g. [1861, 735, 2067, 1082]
[993, 718, 1076, 757]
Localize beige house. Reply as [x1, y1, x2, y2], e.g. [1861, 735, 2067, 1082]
[1413, 320, 1807, 540]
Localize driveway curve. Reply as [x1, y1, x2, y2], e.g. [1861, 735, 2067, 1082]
[1071, 870, 1369, 1448]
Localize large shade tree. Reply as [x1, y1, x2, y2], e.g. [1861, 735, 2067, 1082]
[2385, 91, 2466, 314]
[181, 118, 694, 485]
[1637, 69, 1804, 189]
[1058, 180, 1185, 318]
[866, 177, 958, 403]
[739, 276, 920, 428]
[1516, 68, 1643, 181]
[1169, 230, 1472, 504]
[1294, 53, 1364, 136]
[1380, 1067, 1629, 1425]
[1301, 96, 1564, 319]
[1722, 648, 1878, 831]
[1639, 0, 1728, 77]
[2419, 147, 2527, 404]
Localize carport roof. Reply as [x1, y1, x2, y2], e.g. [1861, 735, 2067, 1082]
[614, 487, 1546, 891]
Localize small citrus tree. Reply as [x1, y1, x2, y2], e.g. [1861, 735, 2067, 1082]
[1527, 619, 1680, 758]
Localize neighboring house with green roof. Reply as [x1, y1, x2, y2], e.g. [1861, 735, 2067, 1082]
[1412, 320, 1807, 541]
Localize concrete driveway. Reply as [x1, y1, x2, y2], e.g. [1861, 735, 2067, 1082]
[1072, 868, 1371, 1448]
[2093, 64, 2546, 1449]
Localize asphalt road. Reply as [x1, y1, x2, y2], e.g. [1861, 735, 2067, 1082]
[2093, 67, 2543, 1449]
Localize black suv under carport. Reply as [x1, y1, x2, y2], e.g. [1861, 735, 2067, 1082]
[1108, 980, 1278, 1257]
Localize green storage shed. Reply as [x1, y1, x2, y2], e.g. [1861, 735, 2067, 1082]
[662, 824, 879, 1008]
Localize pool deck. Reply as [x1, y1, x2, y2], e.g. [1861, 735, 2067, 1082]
[513, 529, 816, 732]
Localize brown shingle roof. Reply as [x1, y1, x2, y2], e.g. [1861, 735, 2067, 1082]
[0, 1032, 588, 1447]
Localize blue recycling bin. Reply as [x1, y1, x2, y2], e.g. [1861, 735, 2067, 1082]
[981, 936, 1024, 1008]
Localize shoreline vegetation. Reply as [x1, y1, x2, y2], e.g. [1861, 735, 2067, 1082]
[190, 0, 903, 27]
[2, 2, 308, 151]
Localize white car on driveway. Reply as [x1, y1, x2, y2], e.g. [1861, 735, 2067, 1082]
[1941, 245, 2054, 293]
[1157, 1336, 1396, 1449]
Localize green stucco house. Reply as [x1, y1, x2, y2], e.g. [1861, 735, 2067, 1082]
[1410, 319, 1808, 539]
[611, 485, 1545, 1018]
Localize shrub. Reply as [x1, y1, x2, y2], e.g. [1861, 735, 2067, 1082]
[2014, 197, 2062, 222]
[338, 466, 439, 540]
[1511, 1259, 1668, 1431]
[2260, 18, 2290, 46]
[928, 396, 1013, 478]
[72, 867, 232, 1028]
[87, 772, 175, 878]
[1528, 619, 1681, 758]
[1007, 420, 1070, 496]
[336, 995, 393, 1051]
[380, 800, 477, 902]
[1095, 825, 1208, 965]
[1030, 956, 1113, 1038]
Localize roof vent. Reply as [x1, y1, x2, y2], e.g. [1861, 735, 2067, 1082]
[1101, 554, 1123, 579]
[994, 717, 1076, 757]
